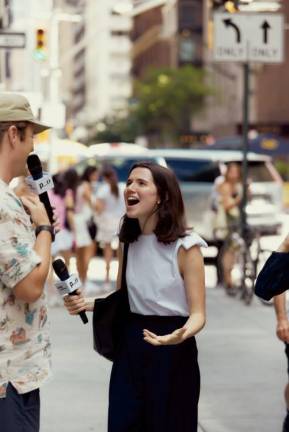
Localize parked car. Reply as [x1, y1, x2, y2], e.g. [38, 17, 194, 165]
[74, 142, 166, 183]
[149, 149, 283, 243]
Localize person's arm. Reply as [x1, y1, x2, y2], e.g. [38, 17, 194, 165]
[94, 198, 105, 213]
[181, 245, 206, 336]
[143, 246, 206, 346]
[63, 244, 124, 315]
[82, 181, 94, 208]
[12, 195, 52, 303]
[218, 182, 242, 212]
[277, 235, 289, 253]
[274, 293, 289, 343]
[64, 190, 75, 231]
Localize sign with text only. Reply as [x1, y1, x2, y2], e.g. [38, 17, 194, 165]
[0, 32, 26, 49]
[213, 13, 284, 63]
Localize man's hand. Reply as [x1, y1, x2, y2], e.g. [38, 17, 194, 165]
[276, 318, 289, 343]
[21, 195, 50, 226]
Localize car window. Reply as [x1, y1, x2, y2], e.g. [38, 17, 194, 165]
[74, 156, 162, 182]
[164, 158, 220, 183]
[101, 158, 146, 182]
[247, 161, 274, 182]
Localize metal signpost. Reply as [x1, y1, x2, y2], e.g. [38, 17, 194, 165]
[213, 12, 284, 239]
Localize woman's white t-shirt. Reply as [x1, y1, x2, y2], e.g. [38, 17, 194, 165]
[126, 232, 207, 316]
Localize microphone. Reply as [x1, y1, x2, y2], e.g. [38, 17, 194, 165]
[52, 259, 88, 324]
[27, 154, 54, 224]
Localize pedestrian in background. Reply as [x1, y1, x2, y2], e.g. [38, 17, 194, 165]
[64, 161, 206, 432]
[49, 173, 74, 266]
[46, 173, 74, 305]
[0, 93, 54, 432]
[95, 166, 125, 289]
[214, 162, 243, 295]
[64, 167, 97, 288]
[81, 165, 99, 255]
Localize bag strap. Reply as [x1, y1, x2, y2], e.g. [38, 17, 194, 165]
[120, 243, 129, 291]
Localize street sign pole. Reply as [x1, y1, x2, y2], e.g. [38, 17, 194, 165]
[241, 62, 250, 239]
[213, 12, 284, 241]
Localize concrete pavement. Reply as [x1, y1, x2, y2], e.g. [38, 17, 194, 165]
[40, 254, 287, 432]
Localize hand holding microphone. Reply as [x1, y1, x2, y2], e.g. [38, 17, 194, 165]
[26, 154, 54, 224]
[52, 259, 88, 324]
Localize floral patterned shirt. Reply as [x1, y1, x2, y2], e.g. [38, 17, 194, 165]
[0, 179, 52, 398]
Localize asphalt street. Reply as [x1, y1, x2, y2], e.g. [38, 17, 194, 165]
[40, 216, 289, 432]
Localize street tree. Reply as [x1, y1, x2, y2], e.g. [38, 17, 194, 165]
[131, 65, 214, 146]
[89, 66, 213, 146]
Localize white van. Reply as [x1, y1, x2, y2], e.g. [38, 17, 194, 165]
[149, 149, 283, 243]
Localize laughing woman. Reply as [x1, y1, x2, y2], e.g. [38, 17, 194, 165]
[63, 162, 207, 432]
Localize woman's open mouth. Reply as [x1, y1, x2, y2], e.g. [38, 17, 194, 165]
[127, 196, 140, 207]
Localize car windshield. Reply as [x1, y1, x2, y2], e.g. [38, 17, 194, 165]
[75, 157, 161, 182]
[247, 161, 274, 182]
[164, 157, 275, 183]
[164, 158, 220, 182]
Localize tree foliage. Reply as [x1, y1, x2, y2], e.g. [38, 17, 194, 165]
[89, 66, 213, 146]
[134, 66, 212, 135]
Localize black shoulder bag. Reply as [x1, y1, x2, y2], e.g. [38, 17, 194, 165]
[92, 243, 129, 361]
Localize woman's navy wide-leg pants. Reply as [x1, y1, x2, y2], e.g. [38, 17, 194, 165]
[108, 313, 200, 432]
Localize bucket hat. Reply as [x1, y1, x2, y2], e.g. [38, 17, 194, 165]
[0, 93, 50, 134]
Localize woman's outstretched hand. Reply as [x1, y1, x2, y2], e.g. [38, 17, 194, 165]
[143, 327, 189, 346]
[63, 289, 87, 315]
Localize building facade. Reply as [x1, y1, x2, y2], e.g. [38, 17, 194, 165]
[254, 0, 289, 137]
[61, 0, 133, 138]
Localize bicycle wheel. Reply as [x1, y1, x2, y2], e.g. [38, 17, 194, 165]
[241, 248, 256, 305]
[218, 235, 243, 295]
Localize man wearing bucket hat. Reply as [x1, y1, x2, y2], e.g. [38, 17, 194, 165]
[0, 93, 54, 432]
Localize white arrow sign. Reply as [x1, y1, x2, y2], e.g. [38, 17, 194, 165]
[213, 13, 284, 63]
[0, 32, 26, 49]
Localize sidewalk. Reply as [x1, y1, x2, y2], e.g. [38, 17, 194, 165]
[198, 287, 284, 432]
[41, 258, 286, 432]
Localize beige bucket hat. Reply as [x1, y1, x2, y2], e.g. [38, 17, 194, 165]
[0, 93, 50, 134]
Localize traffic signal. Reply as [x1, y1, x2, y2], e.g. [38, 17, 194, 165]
[33, 28, 47, 61]
[212, 0, 239, 11]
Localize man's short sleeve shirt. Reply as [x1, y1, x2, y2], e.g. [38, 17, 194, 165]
[0, 179, 52, 398]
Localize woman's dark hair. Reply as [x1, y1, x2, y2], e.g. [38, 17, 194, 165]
[101, 165, 119, 198]
[52, 173, 65, 196]
[119, 161, 188, 244]
[81, 165, 98, 182]
[62, 168, 79, 197]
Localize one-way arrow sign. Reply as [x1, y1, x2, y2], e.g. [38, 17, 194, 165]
[213, 13, 284, 64]
[261, 20, 270, 45]
[223, 18, 241, 43]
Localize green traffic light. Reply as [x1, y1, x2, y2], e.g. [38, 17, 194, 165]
[33, 48, 47, 61]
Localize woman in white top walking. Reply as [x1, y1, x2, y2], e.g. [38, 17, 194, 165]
[64, 162, 206, 431]
[95, 166, 125, 286]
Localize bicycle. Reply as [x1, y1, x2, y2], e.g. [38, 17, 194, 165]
[215, 225, 273, 305]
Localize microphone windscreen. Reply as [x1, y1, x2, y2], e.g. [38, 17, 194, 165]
[27, 154, 43, 179]
[52, 258, 70, 281]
